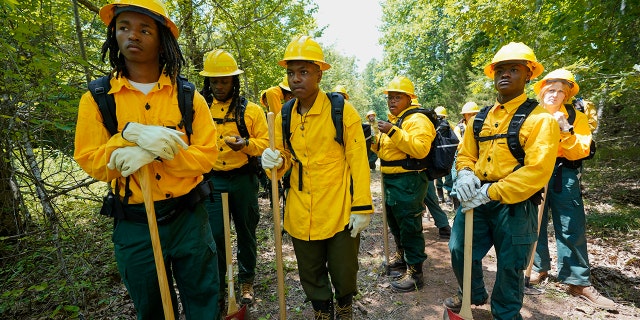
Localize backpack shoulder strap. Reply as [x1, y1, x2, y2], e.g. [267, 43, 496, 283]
[472, 99, 538, 168]
[281, 97, 296, 153]
[236, 97, 250, 138]
[326, 92, 345, 145]
[472, 105, 492, 141]
[564, 103, 576, 124]
[396, 108, 433, 128]
[176, 75, 195, 140]
[89, 76, 118, 136]
[507, 98, 539, 167]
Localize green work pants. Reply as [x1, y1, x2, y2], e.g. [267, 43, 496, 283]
[204, 172, 260, 295]
[449, 200, 537, 320]
[383, 171, 429, 265]
[113, 202, 220, 320]
[534, 165, 591, 286]
[291, 228, 360, 301]
[423, 179, 450, 228]
[435, 173, 453, 192]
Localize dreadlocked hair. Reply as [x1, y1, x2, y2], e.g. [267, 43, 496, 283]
[228, 76, 242, 124]
[100, 17, 184, 83]
[201, 78, 214, 105]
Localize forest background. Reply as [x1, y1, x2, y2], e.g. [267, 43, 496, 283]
[1, 0, 639, 318]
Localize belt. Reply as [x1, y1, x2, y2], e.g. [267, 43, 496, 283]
[120, 179, 212, 225]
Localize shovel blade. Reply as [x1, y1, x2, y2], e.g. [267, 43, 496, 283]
[443, 307, 467, 320]
[225, 304, 247, 320]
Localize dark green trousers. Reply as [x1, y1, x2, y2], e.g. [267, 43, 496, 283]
[383, 170, 429, 264]
[291, 228, 360, 301]
[449, 200, 537, 320]
[113, 202, 220, 320]
[424, 179, 450, 228]
[534, 165, 590, 286]
[204, 172, 260, 295]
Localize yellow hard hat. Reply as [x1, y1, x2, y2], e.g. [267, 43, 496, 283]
[278, 35, 331, 71]
[100, 0, 179, 38]
[460, 101, 480, 114]
[411, 98, 421, 107]
[366, 110, 376, 117]
[278, 74, 291, 92]
[484, 42, 544, 79]
[333, 85, 349, 100]
[533, 68, 580, 98]
[435, 106, 448, 117]
[199, 49, 244, 77]
[384, 76, 417, 99]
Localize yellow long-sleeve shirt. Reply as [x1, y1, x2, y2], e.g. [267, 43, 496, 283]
[74, 75, 218, 204]
[372, 106, 436, 174]
[210, 98, 269, 170]
[273, 91, 373, 240]
[456, 94, 560, 204]
[262, 85, 285, 115]
[556, 105, 592, 160]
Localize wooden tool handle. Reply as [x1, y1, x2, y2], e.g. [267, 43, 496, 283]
[140, 165, 175, 320]
[267, 112, 286, 319]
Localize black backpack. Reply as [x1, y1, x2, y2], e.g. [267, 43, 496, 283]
[280, 92, 345, 191]
[565, 103, 596, 160]
[88, 75, 195, 139]
[380, 108, 459, 180]
[472, 99, 594, 172]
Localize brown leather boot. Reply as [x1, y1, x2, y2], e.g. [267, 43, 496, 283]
[311, 300, 334, 320]
[567, 284, 617, 310]
[383, 250, 406, 278]
[335, 294, 353, 320]
[529, 270, 548, 285]
[240, 282, 254, 305]
[391, 263, 424, 292]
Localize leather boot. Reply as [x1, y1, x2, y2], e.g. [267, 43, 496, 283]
[452, 196, 460, 211]
[437, 187, 445, 203]
[335, 294, 353, 320]
[311, 300, 334, 320]
[391, 263, 424, 292]
[383, 250, 406, 278]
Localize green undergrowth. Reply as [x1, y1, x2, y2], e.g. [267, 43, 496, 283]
[0, 203, 122, 319]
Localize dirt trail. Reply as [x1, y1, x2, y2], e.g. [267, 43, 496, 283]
[245, 170, 640, 319]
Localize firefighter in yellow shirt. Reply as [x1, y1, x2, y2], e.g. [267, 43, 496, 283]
[198, 49, 269, 309]
[371, 76, 436, 292]
[260, 74, 294, 115]
[74, 0, 220, 318]
[445, 42, 560, 319]
[260, 35, 373, 319]
[530, 68, 616, 310]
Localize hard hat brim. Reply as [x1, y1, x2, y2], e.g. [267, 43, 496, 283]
[484, 60, 544, 80]
[198, 69, 244, 77]
[278, 59, 331, 71]
[383, 90, 417, 99]
[100, 3, 179, 38]
[533, 78, 580, 98]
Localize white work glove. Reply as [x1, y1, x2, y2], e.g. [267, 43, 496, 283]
[261, 148, 283, 169]
[455, 169, 481, 201]
[553, 111, 572, 132]
[348, 214, 371, 238]
[122, 122, 188, 160]
[107, 146, 156, 177]
[460, 183, 492, 212]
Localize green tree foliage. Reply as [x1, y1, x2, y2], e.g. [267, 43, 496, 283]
[377, 0, 640, 122]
